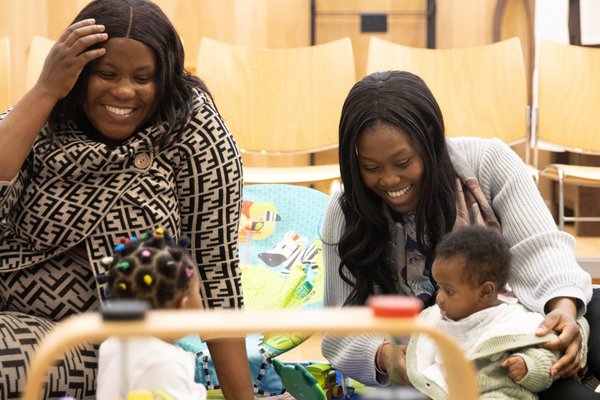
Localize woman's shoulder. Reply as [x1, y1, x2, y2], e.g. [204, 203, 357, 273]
[447, 136, 508, 152]
[175, 89, 231, 144]
[447, 136, 518, 171]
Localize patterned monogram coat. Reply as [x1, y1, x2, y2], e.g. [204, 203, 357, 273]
[0, 90, 244, 310]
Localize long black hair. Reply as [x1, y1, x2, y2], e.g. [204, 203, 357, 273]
[337, 71, 456, 305]
[48, 0, 207, 148]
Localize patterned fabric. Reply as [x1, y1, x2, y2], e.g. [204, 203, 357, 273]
[0, 90, 243, 308]
[0, 251, 99, 321]
[0, 89, 243, 398]
[0, 313, 98, 399]
[400, 165, 501, 306]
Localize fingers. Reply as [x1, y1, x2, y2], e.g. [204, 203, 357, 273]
[536, 313, 559, 336]
[64, 26, 107, 55]
[502, 356, 526, 381]
[57, 19, 108, 58]
[58, 18, 97, 43]
[550, 338, 582, 378]
[541, 319, 580, 352]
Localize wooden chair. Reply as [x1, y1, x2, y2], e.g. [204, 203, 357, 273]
[536, 40, 600, 230]
[22, 303, 479, 400]
[25, 36, 55, 92]
[196, 37, 355, 193]
[366, 37, 537, 181]
[0, 36, 10, 110]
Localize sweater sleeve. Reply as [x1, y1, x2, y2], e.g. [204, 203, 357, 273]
[320, 190, 389, 386]
[512, 348, 556, 392]
[0, 108, 32, 221]
[176, 92, 244, 310]
[455, 138, 593, 315]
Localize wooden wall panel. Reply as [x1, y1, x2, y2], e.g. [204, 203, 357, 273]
[315, 0, 427, 80]
[0, 0, 310, 103]
[46, 1, 92, 39]
[0, 1, 49, 105]
[437, 0, 533, 98]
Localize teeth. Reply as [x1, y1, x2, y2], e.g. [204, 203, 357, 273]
[387, 185, 411, 198]
[105, 105, 133, 116]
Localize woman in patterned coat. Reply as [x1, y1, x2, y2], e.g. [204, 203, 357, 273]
[0, 0, 254, 398]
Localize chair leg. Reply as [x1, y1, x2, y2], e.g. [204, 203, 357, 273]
[558, 169, 565, 231]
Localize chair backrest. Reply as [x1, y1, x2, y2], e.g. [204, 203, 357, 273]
[537, 39, 600, 153]
[196, 37, 355, 155]
[0, 36, 10, 110]
[25, 36, 55, 92]
[366, 37, 528, 145]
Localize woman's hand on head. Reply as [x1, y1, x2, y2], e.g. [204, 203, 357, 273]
[536, 297, 582, 379]
[35, 18, 108, 101]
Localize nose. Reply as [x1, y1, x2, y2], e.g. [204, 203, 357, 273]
[435, 291, 444, 305]
[379, 167, 402, 187]
[111, 77, 136, 99]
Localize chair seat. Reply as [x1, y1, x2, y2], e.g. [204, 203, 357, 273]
[541, 164, 600, 187]
[243, 164, 340, 184]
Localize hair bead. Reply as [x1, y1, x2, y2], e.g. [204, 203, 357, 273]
[116, 261, 130, 270]
[144, 274, 153, 286]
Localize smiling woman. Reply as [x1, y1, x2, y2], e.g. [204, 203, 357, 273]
[320, 70, 600, 399]
[0, 1, 254, 399]
[356, 121, 424, 214]
[83, 37, 158, 144]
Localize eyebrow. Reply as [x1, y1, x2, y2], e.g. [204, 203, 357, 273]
[96, 62, 155, 72]
[358, 149, 412, 161]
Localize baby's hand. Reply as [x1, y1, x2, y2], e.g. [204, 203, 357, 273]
[501, 355, 527, 382]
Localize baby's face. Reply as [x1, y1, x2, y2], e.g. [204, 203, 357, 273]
[432, 256, 483, 321]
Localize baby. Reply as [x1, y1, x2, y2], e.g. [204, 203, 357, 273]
[406, 225, 589, 399]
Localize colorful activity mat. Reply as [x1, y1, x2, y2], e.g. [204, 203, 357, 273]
[239, 183, 330, 313]
[179, 184, 331, 396]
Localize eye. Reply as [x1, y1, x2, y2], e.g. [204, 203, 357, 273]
[95, 71, 115, 80]
[134, 76, 154, 84]
[360, 164, 380, 173]
[395, 158, 411, 168]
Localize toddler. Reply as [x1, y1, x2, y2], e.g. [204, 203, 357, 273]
[96, 228, 207, 400]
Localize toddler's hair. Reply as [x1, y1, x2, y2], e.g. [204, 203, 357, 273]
[435, 225, 510, 289]
[104, 229, 196, 309]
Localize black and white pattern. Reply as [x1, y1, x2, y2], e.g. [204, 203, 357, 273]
[0, 90, 244, 398]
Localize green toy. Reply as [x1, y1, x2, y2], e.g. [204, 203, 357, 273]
[272, 359, 327, 400]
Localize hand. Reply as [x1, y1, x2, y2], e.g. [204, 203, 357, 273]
[378, 342, 411, 385]
[501, 355, 527, 382]
[35, 18, 108, 100]
[536, 297, 582, 378]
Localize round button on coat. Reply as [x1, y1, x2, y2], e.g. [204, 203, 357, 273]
[133, 153, 151, 170]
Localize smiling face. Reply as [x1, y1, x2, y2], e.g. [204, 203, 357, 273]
[83, 37, 158, 143]
[432, 256, 489, 321]
[356, 122, 424, 214]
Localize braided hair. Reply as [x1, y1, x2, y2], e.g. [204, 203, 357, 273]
[104, 228, 197, 309]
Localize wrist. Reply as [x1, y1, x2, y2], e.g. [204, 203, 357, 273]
[375, 339, 390, 375]
[545, 297, 577, 315]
